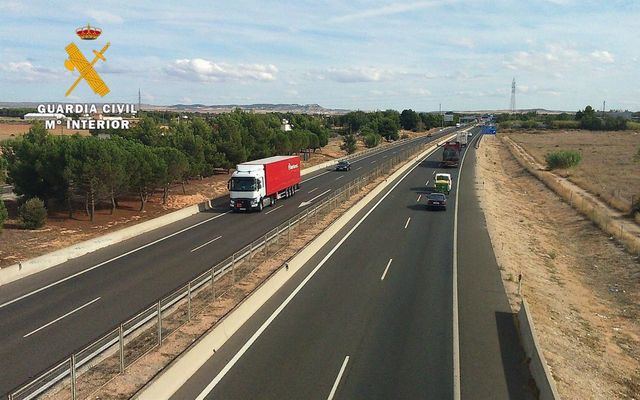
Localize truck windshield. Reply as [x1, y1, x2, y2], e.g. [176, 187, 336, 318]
[230, 177, 258, 191]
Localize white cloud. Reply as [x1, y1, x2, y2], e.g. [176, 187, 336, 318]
[165, 59, 278, 82]
[85, 10, 124, 24]
[315, 67, 395, 83]
[590, 50, 614, 63]
[329, 0, 451, 23]
[0, 61, 58, 81]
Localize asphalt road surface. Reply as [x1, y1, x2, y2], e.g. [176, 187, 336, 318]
[170, 131, 535, 400]
[0, 128, 457, 396]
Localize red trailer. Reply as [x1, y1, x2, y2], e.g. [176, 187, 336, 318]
[229, 155, 301, 211]
[441, 141, 462, 168]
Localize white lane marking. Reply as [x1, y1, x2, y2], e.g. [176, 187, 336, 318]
[264, 205, 284, 215]
[193, 145, 437, 400]
[417, 194, 422, 202]
[370, 160, 377, 164]
[404, 217, 411, 229]
[308, 187, 319, 194]
[0, 211, 232, 310]
[426, 180, 430, 186]
[356, 167, 363, 171]
[380, 259, 393, 281]
[302, 170, 332, 183]
[335, 175, 344, 180]
[432, 171, 436, 175]
[190, 236, 223, 252]
[382, 155, 387, 158]
[23, 297, 101, 338]
[298, 189, 332, 208]
[452, 131, 478, 400]
[327, 356, 350, 400]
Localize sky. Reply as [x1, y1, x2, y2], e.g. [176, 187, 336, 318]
[0, 0, 638, 111]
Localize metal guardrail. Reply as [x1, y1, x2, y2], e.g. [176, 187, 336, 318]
[6, 137, 435, 400]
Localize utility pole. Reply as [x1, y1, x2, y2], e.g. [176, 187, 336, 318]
[510, 78, 516, 112]
[602, 100, 606, 117]
[440, 103, 444, 128]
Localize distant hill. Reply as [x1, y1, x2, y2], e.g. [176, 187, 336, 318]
[0, 102, 350, 115]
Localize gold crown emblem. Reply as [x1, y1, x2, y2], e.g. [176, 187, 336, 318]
[76, 23, 102, 40]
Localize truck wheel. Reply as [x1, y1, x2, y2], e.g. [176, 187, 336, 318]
[258, 200, 264, 212]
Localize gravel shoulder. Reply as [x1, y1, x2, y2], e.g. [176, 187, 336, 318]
[475, 134, 640, 399]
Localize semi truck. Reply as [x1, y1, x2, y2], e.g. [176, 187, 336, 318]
[441, 141, 461, 167]
[228, 155, 301, 212]
[456, 130, 468, 147]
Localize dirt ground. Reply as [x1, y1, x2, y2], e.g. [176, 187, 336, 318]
[0, 122, 90, 140]
[476, 134, 640, 399]
[508, 130, 640, 213]
[0, 130, 434, 268]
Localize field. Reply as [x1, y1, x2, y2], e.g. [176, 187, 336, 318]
[509, 130, 640, 213]
[477, 135, 640, 399]
[0, 122, 90, 140]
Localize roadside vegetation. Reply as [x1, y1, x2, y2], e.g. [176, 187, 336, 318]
[545, 150, 582, 170]
[497, 105, 638, 131]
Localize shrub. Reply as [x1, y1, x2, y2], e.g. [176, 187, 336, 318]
[0, 199, 7, 232]
[364, 133, 381, 148]
[545, 150, 582, 170]
[549, 120, 580, 129]
[19, 197, 47, 229]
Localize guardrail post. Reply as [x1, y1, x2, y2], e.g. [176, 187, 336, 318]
[157, 301, 162, 346]
[210, 266, 215, 297]
[119, 324, 125, 373]
[70, 354, 77, 400]
[263, 234, 268, 255]
[232, 253, 236, 284]
[187, 282, 192, 321]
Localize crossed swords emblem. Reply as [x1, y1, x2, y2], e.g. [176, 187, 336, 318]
[64, 42, 110, 97]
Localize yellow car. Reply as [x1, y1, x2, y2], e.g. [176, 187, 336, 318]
[434, 173, 452, 194]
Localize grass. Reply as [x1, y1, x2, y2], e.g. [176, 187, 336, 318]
[510, 130, 640, 213]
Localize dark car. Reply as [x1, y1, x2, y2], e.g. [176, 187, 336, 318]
[426, 192, 447, 210]
[336, 160, 351, 171]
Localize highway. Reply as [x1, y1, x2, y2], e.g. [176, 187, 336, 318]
[170, 131, 535, 399]
[0, 128, 456, 396]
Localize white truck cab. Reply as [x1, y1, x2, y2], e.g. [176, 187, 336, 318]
[229, 164, 267, 211]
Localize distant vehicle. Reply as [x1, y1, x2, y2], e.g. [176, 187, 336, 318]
[467, 132, 473, 137]
[456, 123, 461, 128]
[434, 173, 452, 194]
[456, 131, 468, 147]
[441, 141, 461, 167]
[426, 192, 447, 210]
[229, 155, 300, 212]
[336, 160, 351, 171]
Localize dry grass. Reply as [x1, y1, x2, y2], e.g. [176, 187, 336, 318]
[0, 122, 89, 140]
[476, 135, 640, 399]
[509, 130, 640, 213]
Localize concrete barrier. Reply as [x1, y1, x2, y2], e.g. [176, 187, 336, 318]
[134, 134, 453, 400]
[517, 298, 561, 400]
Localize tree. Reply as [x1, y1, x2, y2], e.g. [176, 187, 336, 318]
[341, 134, 357, 154]
[400, 109, 420, 130]
[0, 154, 7, 185]
[364, 133, 381, 148]
[155, 147, 189, 204]
[19, 197, 47, 229]
[344, 111, 368, 134]
[127, 143, 166, 211]
[0, 199, 7, 233]
[378, 117, 400, 140]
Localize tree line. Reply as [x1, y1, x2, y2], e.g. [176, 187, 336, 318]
[496, 106, 630, 131]
[0, 110, 330, 221]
